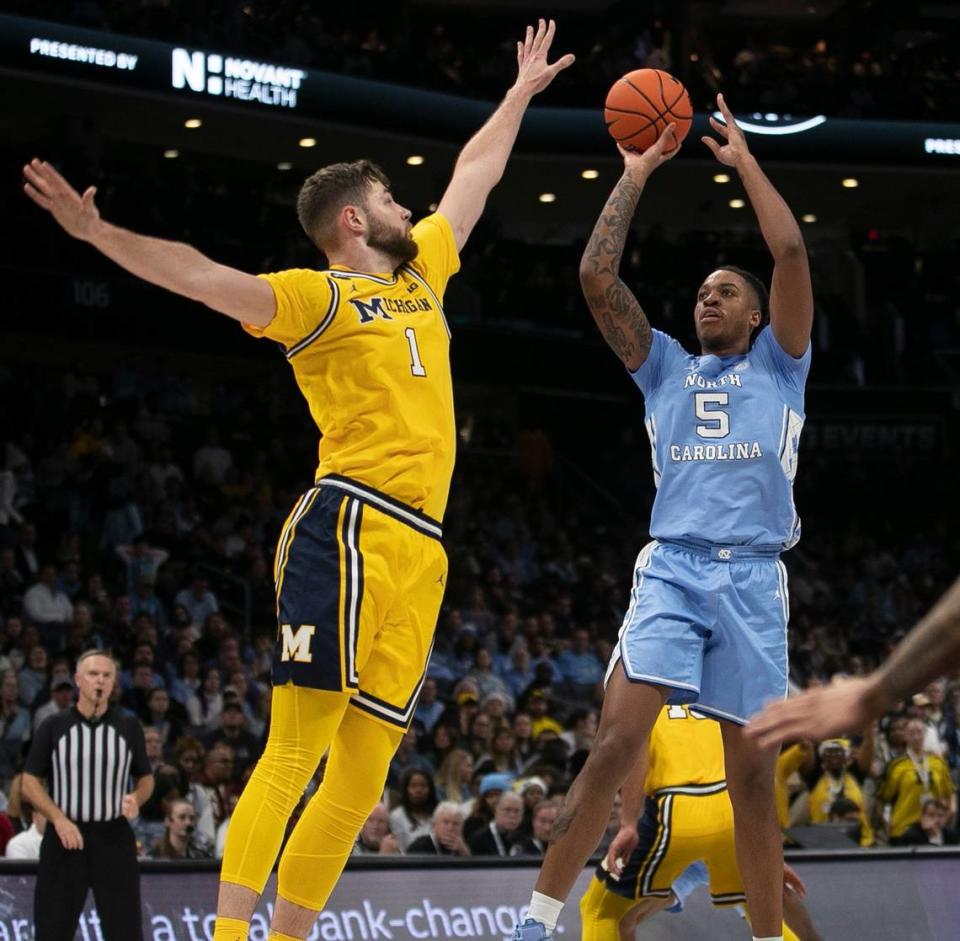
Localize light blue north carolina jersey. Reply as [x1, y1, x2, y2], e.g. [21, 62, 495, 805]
[633, 326, 811, 550]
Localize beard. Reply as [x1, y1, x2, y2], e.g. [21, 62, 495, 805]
[367, 215, 419, 268]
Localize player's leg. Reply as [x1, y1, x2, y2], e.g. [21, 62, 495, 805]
[270, 705, 403, 936]
[721, 723, 783, 937]
[535, 668, 667, 901]
[215, 685, 350, 934]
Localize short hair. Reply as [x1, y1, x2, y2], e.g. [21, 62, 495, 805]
[432, 800, 464, 822]
[828, 796, 860, 818]
[718, 265, 770, 320]
[297, 159, 390, 251]
[922, 797, 949, 814]
[77, 649, 117, 670]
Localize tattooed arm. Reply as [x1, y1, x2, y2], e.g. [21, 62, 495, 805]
[579, 126, 681, 371]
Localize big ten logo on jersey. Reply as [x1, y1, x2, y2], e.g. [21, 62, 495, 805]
[349, 294, 434, 324]
[666, 704, 710, 720]
[279, 623, 316, 662]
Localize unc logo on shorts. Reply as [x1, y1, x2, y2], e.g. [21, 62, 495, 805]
[280, 624, 316, 663]
[717, 548, 733, 561]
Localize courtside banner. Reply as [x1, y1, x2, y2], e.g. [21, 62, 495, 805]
[0, 854, 958, 939]
[2, 14, 960, 164]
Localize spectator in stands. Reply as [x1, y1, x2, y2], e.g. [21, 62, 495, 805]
[187, 665, 224, 732]
[893, 797, 959, 847]
[32, 676, 74, 731]
[17, 645, 50, 709]
[825, 797, 865, 845]
[353, 803, 400, 855]
[13, 523, 39, 582]
[192, 429, 233, 486]
[0, 671, 30, 786]
[556, 628, 604, 701]
[115, 536, 169, 594]
[513, 712, 535, 764]
[414, 677, 445, 732]
[466, 711, 496, 761]
[510, 797, 558, 857]
[516, 776, 549, 833]
[130, 576, 166, 630]
[464, 772, 513, 841]
[201, 742, 235, 830]
[503, 645, 535, 700]
[434, 748, 475, 806]
[174, 574, 218, 628]
[4, 798, 44, 858]
[149, 798, 214, 859]
[476, 726, 523, 777]
[143, 726, 164, 772]
[526, 689, 563, 739]
[407, 801, 471, 856]
[174, 736, 215, 844]
[468, 789, 523, 856]
[465, 648, 513, 706]
[390, 769, 438, 852]
[387, 727, 435, 791]
[203, 701, 259, 779]
[144, 687, 185, 751]
[879, 719, 956, 842]
[123, 662, 162, 717]
[422, 722, 456, 770]
[22, 564, 73, 636]
[809, 739, 874, 846]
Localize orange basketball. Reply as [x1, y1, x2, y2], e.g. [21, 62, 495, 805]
[604, 69, 693, 154]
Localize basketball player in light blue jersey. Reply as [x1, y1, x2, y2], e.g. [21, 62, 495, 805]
[514, 94, 813, 941]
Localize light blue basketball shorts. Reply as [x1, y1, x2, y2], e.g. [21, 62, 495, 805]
[606, 540, 789, 724]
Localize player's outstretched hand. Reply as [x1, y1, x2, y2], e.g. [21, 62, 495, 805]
[619, 123, 680, 176]
[701, 93, 752, 168]
[602, 824, 639, 881]
[782, 862, 807, 899]
[513, 19, 575, 98]
[747, 676, 875, 749]
[23, 158, 101, 242]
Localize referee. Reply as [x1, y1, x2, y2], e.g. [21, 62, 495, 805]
[22, 649, 154, 940]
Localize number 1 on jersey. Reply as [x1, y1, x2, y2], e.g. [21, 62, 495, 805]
[405, 327, 427, 377]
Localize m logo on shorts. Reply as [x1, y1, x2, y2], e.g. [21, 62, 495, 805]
[280, 624, 316, 663]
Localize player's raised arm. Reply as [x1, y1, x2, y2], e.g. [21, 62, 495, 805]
[702, 94, 813, 357]
[436, 18, 574, 251]
[579, 127, 679, 371]
[23, 158, 275, 326]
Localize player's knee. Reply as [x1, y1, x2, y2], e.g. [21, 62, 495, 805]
[591, 724, 647, 774]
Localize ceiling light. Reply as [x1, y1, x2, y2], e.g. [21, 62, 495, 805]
[298, 137, 316, 148]
[713, 173, 731, 184]
[277, 162, 292, 171]
[841, 177, 859, 188]
[184, 118, 202, 129]
[406, 155, 425, 166]
[581, 169, 599, 180]
[728, 198, 745, 209]
[163, 149, 179, 159]
[538, 193, 556, 203]
[801, 213, 817, 223]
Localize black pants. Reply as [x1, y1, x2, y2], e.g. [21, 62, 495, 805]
[35, 817, 144, 941]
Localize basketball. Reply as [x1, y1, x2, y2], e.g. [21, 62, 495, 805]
[604, 68, 693, 154]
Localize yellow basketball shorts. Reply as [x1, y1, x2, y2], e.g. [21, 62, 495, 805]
[272, 473, 447, 730]
[601, 783, 744, 907]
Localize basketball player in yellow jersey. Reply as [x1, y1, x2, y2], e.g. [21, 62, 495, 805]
[22, 20, 574, 941]
[579, 705, 820, 940]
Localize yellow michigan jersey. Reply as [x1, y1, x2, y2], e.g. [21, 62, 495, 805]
[244, 212, 459, 522]
[879, 752, 955, 838]
[645, 703, 727, 793]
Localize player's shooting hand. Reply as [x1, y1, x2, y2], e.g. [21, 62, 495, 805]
[701, 93, 752, 169]
[747, 676, 875, 749]
[54, 816, 84, 850]
[22, 159, 102, 242]
[602, 825, 639, 880]
[619, 123, 680, 176]
[513, 19, 575, 98]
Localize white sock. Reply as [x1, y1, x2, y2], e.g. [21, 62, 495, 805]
[752, 936, 784, 941]
[527, 892, 564, 932]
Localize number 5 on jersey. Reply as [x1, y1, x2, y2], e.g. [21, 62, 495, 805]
[695, 392, 729, 438]
[405, 327, 427, 377]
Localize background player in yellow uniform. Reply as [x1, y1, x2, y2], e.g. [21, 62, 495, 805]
[579, 705, 820, 940]
[22, 20, 573, 941]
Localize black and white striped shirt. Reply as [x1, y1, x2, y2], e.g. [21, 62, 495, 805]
[24, 706, 150, 823]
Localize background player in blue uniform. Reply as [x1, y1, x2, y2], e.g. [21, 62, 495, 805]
[516, 94, 813, 941]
